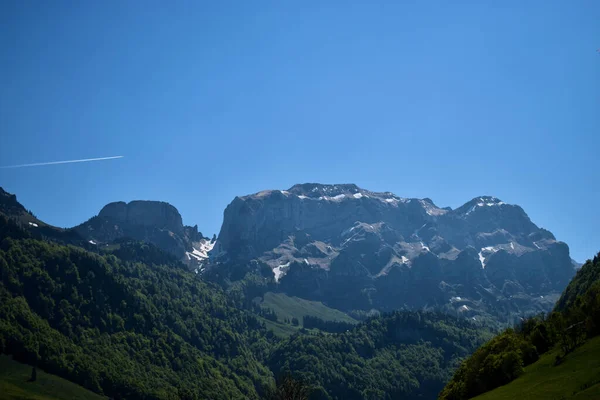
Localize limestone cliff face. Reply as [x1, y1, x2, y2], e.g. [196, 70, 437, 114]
[211, 183, 576, 322]
[217, 184, 439, 260]
[98, 201, 184, 235]
[75, 200, 211, 269]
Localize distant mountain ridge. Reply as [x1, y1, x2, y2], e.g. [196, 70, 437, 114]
[209, 183, 576, 323]
[0, 184, 577, 323]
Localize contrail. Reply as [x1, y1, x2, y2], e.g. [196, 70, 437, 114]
[0, 155, 124, 169]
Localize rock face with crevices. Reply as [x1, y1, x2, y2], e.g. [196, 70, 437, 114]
[210, 183, 576, 323]
[98, 201, 185, 235]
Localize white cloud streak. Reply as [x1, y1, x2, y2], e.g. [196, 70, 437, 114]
[0, 156, 124, 169]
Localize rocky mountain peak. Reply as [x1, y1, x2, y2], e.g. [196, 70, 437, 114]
[454, 196, 508, 216]
[76, 200, 211, 270]
[99, 200, 184, 235]
[287, 183, 361, 198]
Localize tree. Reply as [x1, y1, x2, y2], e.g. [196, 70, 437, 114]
[269, 375, 310, 400]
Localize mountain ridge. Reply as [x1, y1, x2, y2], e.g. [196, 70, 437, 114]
[0, 184, 577, 323]
[209, 183, 575, 324]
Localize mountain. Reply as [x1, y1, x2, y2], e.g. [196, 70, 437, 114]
[209, 183, 575, 323]
[0, 191, 496, 400]
[0, 188, 214, 268]
[74, 200, 215, 270]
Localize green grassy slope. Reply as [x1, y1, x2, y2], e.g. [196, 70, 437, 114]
[258, 317, 301, 337]
[474, 335, 600, 400]
[0, 355, 106, 400]
[260, 292, 357, 325]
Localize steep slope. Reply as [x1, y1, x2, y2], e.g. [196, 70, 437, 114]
[209, 183, 575, 323]
[472, 336, 600, 400]
[555, 253, 600, 311]
[440, 252, 600, 400]
[0, 187, 35, 222]
[74, 200, 215, 270]
[0, 214, 274, 399]
[0, 187, 91, 248]
[0, 355, 106, 400]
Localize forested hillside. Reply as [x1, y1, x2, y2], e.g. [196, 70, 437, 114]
[555, 253, 600, 311]
[0, 214, 274, 399]
[269, 312, 492, 399]
[440, 253, 600, 400]
[473, 335, 600, 400]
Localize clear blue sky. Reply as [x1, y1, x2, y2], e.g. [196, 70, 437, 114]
[1, 1, 598, 262]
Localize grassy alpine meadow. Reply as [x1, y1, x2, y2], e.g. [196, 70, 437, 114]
[0, 355, 106, 400]
[260, 291, 357, 325]
[474, 335, 600, 400]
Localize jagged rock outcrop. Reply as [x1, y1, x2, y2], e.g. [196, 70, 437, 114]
[209, 183, 576, 323]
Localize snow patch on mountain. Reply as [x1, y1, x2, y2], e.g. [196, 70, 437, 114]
[341, 225, 357, 237]
[478, 246, 499, 268]
[465, 197, 507, 216]
[186, 239, 216, 262]
[273, 261, 291, 282]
